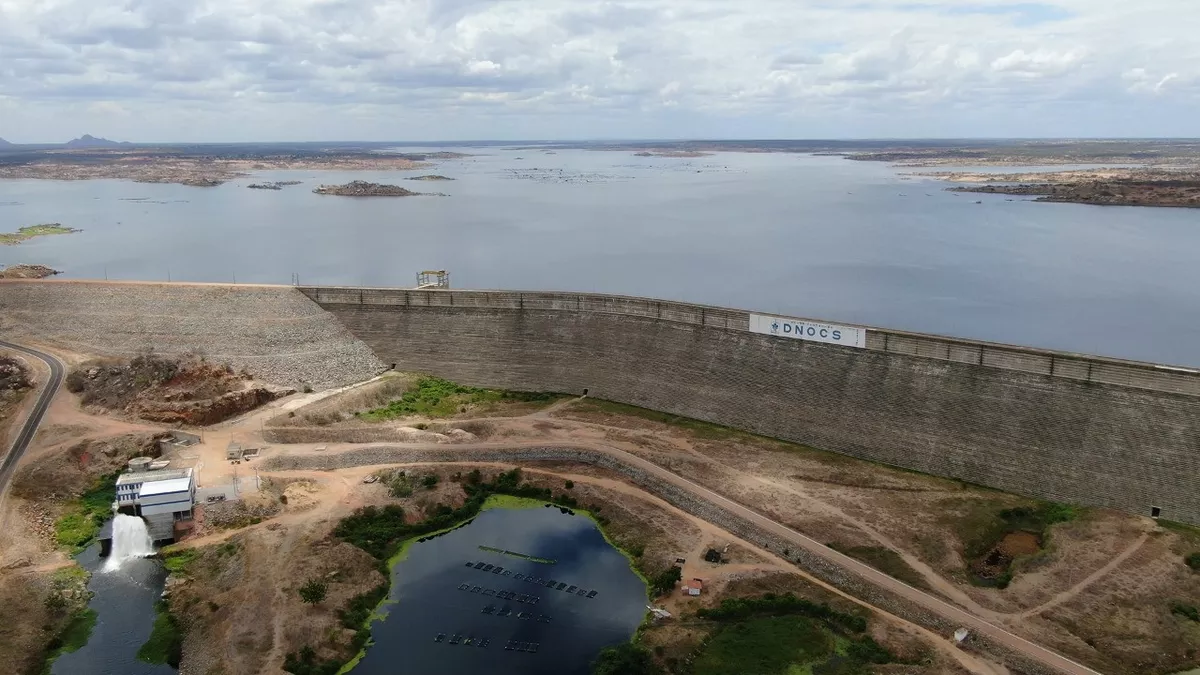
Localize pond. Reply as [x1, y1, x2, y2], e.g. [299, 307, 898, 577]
[51, 541, 173, 675]
[351, 502, 648, 675]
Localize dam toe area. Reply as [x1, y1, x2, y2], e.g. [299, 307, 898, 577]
[0, 281, 385, 389]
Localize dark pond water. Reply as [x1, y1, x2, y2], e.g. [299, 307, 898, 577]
[51, 541, 173, 675]
[352, 504, 648, 675]
[3, 149, 1200, 365]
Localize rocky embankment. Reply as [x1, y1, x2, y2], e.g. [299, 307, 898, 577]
[66, 355, 292, 425]
[0, 282, 385, 389]
[261, 445, 1057, 675]
[405, 175, 455, 181]
[313, 180, 421, 196]
[0, 264, 61, 279]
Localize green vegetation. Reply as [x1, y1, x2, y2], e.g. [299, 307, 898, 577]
[688, 593, 892, 675]
[0, 223, 79, 245]
[284, 646, 342, 675]
[41, 608, 98, 673]
[592, 642, 662, 675]
[1172, 603, 1200, 622]
[949, 499, 1080, 586]
[1186, 552, 1200, 571]
[827, 544, 929, 590]
[693, 615, 831, 675]
[137, 601, 183, 667]
[333, 468, 578, 560]
[649, 565, 682, 596]
[421, 474, 439, 489]
[162, 548, 199, 573]
[358, 376, 557, 420]
[54, 473, 119, 552]
[299, 579, 328, 605]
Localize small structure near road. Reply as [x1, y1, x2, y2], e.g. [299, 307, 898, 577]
[115, 467, 196, 542]
[416, 270, 450, 289]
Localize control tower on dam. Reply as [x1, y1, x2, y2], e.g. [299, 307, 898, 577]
[300, 286, 1200, 526]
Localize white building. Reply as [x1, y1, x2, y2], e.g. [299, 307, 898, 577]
[115, 468, 196, 542]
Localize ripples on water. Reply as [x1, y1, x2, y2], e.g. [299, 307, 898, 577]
[2, 149, 1199, 365]
[353, 506, 647, 675]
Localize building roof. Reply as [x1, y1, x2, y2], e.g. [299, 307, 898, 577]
[117, 467, 191, 486]
[138, 476, 193, 497]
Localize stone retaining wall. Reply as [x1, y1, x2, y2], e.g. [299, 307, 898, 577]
[302, 288, 1200, 525]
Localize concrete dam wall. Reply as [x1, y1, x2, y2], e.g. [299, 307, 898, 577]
[301, 286, 1200, 525]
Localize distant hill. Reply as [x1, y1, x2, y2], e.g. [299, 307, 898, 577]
[65, 134, 131, 149]
[0, 137, 12, 147]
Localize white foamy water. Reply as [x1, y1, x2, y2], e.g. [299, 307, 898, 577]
[103, 514, 155, 572]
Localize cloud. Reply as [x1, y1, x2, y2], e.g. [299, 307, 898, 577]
[0, 0, 1196, 141]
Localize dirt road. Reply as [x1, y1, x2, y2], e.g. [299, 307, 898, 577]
[284, 438, 1101, 675]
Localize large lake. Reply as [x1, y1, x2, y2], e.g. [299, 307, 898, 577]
[2, 148, 1199, 366]
[354, 505, 647, 675]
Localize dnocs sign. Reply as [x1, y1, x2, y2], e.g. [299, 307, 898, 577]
[749, 314, 866, 349]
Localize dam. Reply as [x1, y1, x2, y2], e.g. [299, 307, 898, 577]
[3, 280, 1198, 525]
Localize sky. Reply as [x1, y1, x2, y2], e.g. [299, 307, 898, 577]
[0, 0, 1196, 142]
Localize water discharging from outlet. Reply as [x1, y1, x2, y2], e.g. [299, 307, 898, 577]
[103, 514, 155, 572]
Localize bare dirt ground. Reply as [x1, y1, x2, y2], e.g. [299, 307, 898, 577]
[3, 363, 1197, 675]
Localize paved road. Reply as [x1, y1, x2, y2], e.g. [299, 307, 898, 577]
[0, 340, 64, 494]
[300, 439, 1103, 675]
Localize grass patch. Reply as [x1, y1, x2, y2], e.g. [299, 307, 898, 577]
[949, 499, 1079, 586]
[1172, 603, 1200, 622]
[688, 594, 893, 675]
[0, 223, 80, 245]
[827, 544, 929, 590]
[358, 376, 556, 420]
[54, 473, 118, 552]
[162, 548, 200, 574]
[136, 600, 182, 667]
[1186, 552, 1200, 571]
[693, 615, 833, 675]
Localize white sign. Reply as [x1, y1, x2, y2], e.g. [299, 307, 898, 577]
[749, 314, 866, 349]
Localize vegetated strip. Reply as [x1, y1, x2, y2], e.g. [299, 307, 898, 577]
[40, 607, 98, 673]
[55, 472, 119, 553]
[264, 447, 1081, 675]
[137, 600, 183, 667]
[477, 545, 556, 565]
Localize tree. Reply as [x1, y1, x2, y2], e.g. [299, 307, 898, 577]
[592, 643, 660, 675]
[565, 480, 575, 489]
[299, 579, 328, 606]
[650, 566, 682, 596]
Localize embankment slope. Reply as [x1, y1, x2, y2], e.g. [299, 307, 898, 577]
[0, 281, 384, 389]
[302, 287, 1200, 526]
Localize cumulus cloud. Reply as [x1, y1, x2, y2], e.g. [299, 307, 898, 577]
[0, 0, 1195, 141]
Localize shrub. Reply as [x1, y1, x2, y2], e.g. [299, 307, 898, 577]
[284, 646, 341, 675]
[1185, 552, 1200, 571]
[299, 579, 328, 605]
[1172, 603, 1200, 622]
[697, 592, 868, 633]
[592, 642, 661, 675]
[422, 474, 439, 489]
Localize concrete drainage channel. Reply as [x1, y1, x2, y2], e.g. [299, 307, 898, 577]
[262, 446, 1071, 675]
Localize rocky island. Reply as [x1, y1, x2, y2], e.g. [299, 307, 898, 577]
[937, 168, 1200, 208]
[312, 180, 424, 197]
[405, 174, 455, 181]
[0, 224, 81, 245]
[247, 181, 303, 190]
[0, 264, 61, 279]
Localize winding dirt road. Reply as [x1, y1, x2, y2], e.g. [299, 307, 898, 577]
[286, 437, 1102, 675]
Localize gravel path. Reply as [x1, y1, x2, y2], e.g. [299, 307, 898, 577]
[0, 281, 385, 389]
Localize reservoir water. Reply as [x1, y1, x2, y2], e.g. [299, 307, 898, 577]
[51, 540, 173, 675]
[353, 504, 647, 675]
[2, 149, 1200, 366]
